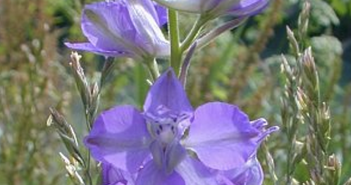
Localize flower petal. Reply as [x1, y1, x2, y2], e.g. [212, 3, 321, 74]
[144, 69, 193, 117]
[149, 141, 164, 169]
[153, 0, 218, 13]
[102, 163, 136, 185]
[219, 155, 264, 185]
[64, 42, 133, 58]
[135, 0, 168, 26]
[136, 160, 185, 185]
[126, 0, 170, 57]
[228, 0, 270, 17]
[81, 1, 143, 55]
[175, 156, 218, 185]
[68, 0, 169, 58]
[153, 2, 168, 26]
[149, 140, 187, 173]
[85, 105, 152, 172]
[164, 142, 187, 173]
[250, 118, 279, 143]
[184, 102, 260, 170]
[154, 0, 269, 18]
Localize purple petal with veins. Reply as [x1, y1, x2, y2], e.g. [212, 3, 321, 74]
[184, 102, 260, 170]
[84, 105, 152, 172]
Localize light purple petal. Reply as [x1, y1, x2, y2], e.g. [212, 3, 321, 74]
[219, 156, 264, 185]
[135, 160, 185, 185]
[153, 2, 168, 26]
[144, 69, 193, 117]
[68, 0, 169, 58]
[126, 0, 170, 57]
[250, 118, 279, 143]
[135, 0, 167, 26]
[164, 142, 187, 173]
[250, 118, 267, 130]
[153, 0, 218, 13]
[85, 105, 152, 172]
[175, 156, 218, 184]
[184, 102, 260, 170]
[149, 141, 164, 169]
[153, 0, 269, 18]
[228, 0, 270, 17]
[102, 163, 136, 185]
[149, 140, 187, 173]
[81, 1, 142, 54]
[64, 42, 134, 58]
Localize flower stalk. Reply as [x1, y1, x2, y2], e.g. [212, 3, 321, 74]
[48, 108, 91, 185]
[168, 9, 181, 75]
[144, 58, 160, 82]
[196, 18, 245, 49]
[180, 15, 208, 53]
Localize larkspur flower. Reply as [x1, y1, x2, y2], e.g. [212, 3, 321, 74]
[85, 69, 278, 185]
[65, 0, 169, 60]
[153, 0, 269, 19]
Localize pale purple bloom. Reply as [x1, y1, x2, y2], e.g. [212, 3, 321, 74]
[65, 0, 169, 59]
[230, 156, 264, 185]
[153, 0, 269, 18]
[85, 69, 278, 185]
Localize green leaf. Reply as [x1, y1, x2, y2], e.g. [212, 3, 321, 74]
[311, 36, 342, 65]
[331, 0, 348, 16]
[311, 0, 340, 27]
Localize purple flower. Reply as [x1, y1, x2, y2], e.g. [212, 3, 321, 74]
[153, 0, 269, 19]
[65, 0, 169, 59]
[85, 69, 278, 185]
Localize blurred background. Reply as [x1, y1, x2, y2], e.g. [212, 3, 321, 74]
[0, 0, 350, 184]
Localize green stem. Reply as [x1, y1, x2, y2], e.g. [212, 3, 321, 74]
[100, 57, 116, 89]
[168, 9, 181, 75]
[83, 108, 93, 185]
[180, 15, 208, 53]
[145, 58, 160, 82]
[85, 153, 92, 185]
[152, 59, 160, 77]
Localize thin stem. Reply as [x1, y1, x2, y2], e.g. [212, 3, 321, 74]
[197, 18, 245, 49]
[168, 9, 181, 75]
[152, 59, 160, 77]
[179, 42, 197, 86]
[100, 57, 116, 89]
[180, 15, 208, 53]
[84, 105, 94, 185]
[85, 155, 92, 185]
[145, 58, 160, 82]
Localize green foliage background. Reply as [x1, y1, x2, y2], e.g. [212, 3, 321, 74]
[0, 0, 350, 184]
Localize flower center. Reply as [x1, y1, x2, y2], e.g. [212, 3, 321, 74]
[150, 117, 178, 145]
[145, 112, 191, 173]
[155, 123, 176, 144]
